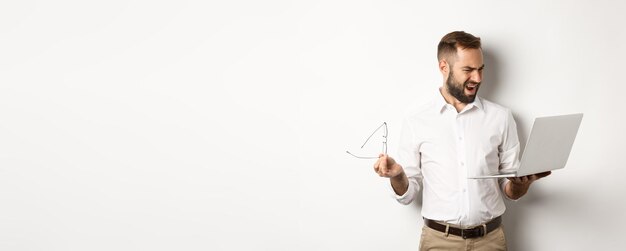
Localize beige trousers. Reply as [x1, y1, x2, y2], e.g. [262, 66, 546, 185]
[419, 225, 507, 251]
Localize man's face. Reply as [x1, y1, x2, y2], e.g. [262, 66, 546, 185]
[445, 48, 484, 104]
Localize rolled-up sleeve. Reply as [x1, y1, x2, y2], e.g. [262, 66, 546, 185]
[389, 118, 423, 205]
[498, 109, 521, 200]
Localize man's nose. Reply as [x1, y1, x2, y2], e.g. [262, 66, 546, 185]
[471, 70, 482, 83]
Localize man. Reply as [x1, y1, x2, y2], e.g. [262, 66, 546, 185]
[373, 31, 550, 251]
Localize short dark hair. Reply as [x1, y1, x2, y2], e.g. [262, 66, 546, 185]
[437, 31, 481, 62]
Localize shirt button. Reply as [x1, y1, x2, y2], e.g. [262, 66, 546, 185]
[459, 137, 463, 140]
[463, 189, 467, 193]
[460, 162, 464, 166]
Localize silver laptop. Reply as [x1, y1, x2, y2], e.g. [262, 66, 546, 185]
[469, 113, 583, 179]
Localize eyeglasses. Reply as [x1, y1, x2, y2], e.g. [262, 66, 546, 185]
[346, 122, 388, 159]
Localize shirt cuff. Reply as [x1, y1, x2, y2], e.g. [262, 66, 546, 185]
[499, 178, 519, 201]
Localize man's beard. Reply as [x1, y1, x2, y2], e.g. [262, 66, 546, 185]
[446, 70, 480, 104]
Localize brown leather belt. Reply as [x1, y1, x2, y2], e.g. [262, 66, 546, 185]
[423, 216, 502, 239]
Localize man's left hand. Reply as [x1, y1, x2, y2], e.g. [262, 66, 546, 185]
[507, 171, 552, 186]
[505, 171, 551, 200]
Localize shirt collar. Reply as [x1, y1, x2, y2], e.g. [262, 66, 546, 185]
[436, 87, 484, 114]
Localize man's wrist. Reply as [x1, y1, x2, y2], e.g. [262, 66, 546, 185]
[391, 166, 406, 181]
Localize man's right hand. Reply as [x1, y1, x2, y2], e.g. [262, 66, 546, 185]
[374, 154, 409, 195]
[373, 154, 404, 178]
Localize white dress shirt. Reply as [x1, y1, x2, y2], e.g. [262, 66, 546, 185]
[393, 88, 521, 227]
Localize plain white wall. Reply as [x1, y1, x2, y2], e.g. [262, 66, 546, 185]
[0, 1, 624, 250]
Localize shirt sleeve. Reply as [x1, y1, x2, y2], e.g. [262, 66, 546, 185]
[498, 109, 521, 200]
[389, 118, 423, 205]
[498, 178, 515, 201]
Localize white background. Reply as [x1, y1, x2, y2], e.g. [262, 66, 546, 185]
[1, 1, 624, 250]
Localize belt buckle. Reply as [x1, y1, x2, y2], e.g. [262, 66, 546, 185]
[461, 226, 484, 239]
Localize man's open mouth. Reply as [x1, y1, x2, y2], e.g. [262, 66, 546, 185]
[466, 83, 478, 92]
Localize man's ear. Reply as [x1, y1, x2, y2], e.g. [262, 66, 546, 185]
[439, 59, 449, 75]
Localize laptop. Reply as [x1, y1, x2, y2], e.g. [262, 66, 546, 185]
[468, 113, 583, 179]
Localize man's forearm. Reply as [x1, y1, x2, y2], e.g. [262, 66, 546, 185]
[390, 172, 409, 196]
